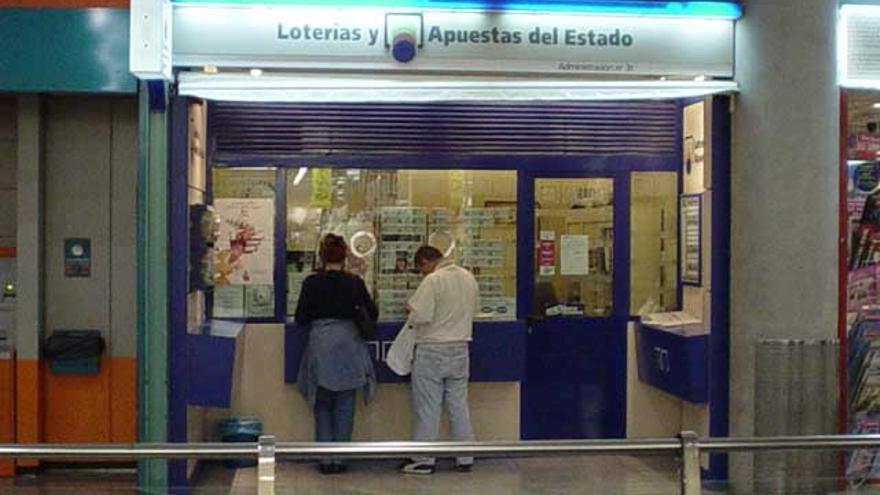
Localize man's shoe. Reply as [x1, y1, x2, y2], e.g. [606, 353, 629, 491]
[454, 462, 473, 473]
[399, 460, 435, 475]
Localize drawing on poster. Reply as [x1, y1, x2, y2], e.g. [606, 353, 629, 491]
[214, 198, 275, 286]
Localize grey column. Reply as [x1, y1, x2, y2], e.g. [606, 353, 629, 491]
[110, 99, 138, 361]
[15, 95, 42, 362]
[15, 95, 43, 453]
[730, 0, 839, 492]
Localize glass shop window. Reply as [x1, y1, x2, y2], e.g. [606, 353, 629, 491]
[284, 168, 517, 322]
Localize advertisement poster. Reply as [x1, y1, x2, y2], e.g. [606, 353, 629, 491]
[850, 266, 880, 312]
[214, 198, 275, 286]
[310, 169, 333, 208]
[212, 169, 275, 199]
[851, 198, 868, 225]
[560, 235, 589, 275]
[539, 230, 556, 276]
[64, 238, 91, 278]
[855, 161, 880, 194]
[850, 134, 880, 161]
[852, 189, 880, 271]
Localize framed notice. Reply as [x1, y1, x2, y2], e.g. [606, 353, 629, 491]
[680, 194, 702, 286]
[64, 238, 91, 278]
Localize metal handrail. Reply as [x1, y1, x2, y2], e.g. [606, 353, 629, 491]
[0, 433, 879, 495]
[273, 438, 683, 458]
[0, 443, 256, 458]
[699, 434, 880, 451]
[0, 434, 878, 457]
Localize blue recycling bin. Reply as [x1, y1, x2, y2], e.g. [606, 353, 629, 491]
[218, 418, 263, 468]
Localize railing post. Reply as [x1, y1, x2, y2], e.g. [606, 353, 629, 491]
[679, 431, 702, 495]
[258, 435, 276, 495]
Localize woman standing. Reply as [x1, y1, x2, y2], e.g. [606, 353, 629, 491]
[294, 234, 378, 474]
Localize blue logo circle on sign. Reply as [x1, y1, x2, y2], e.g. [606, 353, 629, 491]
[392, 32, 417, 63]
[856, 162, 880, 193]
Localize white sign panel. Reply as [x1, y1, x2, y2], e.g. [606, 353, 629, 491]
[841, 5, 880, 86]
[173, 5, 733, 76]
[130, 0, 173, 79]
[680, 194, 702, 285]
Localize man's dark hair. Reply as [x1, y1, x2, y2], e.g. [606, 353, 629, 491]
[414, 245, 443, 266]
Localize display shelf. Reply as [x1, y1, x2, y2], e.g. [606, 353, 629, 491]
[847, 307, 880, 484]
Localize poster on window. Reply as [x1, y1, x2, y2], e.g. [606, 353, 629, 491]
[213, 198, 275, 286]
[680, 194, 702, 285]
[560, 235, 589, 276]
[538, 230, 556, 276]
[245, 285, 275, 317]
[213, 285, 245, 318]
[310, 169, 333, 208]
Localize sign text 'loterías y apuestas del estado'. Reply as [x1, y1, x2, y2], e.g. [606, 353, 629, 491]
[173, 6, 734, 76]
[275, 22, 634, 48]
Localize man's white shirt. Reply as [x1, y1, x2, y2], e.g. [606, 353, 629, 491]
[407, 260, 479, 344]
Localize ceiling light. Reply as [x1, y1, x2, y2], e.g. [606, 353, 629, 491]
[171, 0, 743, 19]
[293, 167, 308, 186]
[178, 72, 740, 102]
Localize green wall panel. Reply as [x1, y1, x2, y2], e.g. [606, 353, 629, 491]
[0, 8, 136, 93]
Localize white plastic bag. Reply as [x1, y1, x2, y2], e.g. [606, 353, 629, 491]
[386, 323, 416, 376]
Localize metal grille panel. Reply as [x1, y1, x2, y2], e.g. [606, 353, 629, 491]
[211, 101, 678, 159]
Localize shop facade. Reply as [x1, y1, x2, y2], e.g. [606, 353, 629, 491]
[839, 2, 880, 485]
[130, 0, 740, 487]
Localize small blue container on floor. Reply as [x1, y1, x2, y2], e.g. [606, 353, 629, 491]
[218, 418, 263, 468]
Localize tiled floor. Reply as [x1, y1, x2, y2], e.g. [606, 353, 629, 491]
[0, 469, 139, 495]
[224, 456, 684, 495]
[0, 460, 866, 494]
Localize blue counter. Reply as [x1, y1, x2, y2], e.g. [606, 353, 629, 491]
[285, 320, 527, 384]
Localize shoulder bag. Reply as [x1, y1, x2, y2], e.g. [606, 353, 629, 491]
[351, 275, 377, 340]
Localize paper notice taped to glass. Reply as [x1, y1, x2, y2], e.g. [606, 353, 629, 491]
[560, 234, 589, 275]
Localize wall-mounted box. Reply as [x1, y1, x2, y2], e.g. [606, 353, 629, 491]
[635, 319, 708, 403]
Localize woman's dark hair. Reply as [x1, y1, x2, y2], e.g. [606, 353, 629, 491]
[414, 245, 443, 267]
[320, 234, 347, 264]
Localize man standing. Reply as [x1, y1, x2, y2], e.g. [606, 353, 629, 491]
[400, 245, 479, 475]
